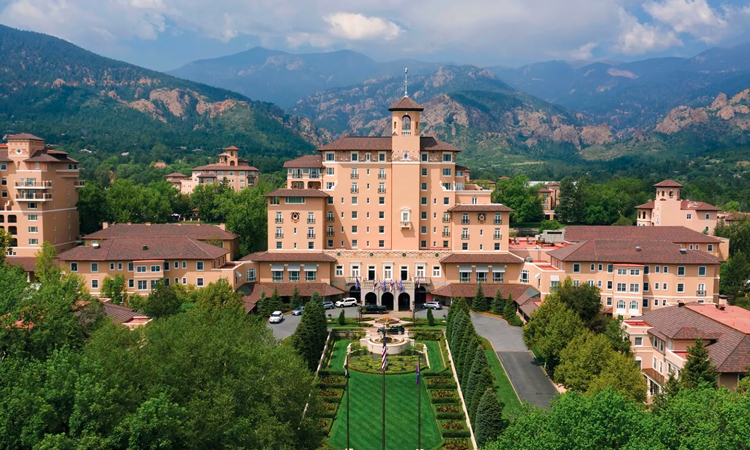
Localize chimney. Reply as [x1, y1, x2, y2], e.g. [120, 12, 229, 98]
[718, 295, 728, 306]
[102, 222, 109, 229]
[92, 242, 100, 249]
[219, 223, 226, 231]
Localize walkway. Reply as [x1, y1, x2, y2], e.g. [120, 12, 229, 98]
[471, 312, 557, 409]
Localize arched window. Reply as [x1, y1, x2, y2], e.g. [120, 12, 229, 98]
[402, 115, 411, 136]
[629, 300, 638, 311]
[616, 300, 626, 310]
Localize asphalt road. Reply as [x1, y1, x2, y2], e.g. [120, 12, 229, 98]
[470, 312, 557, 409]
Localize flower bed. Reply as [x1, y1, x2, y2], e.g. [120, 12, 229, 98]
[429, 389, 458, 404]
[319, 401, 340, 418]
[435, 403, 464, 420]
[349, 354, 424, 374]
[318, 376, 346, 389]
[427, 377, 457, 389]
[318, 389, 343, 403]
[374, 317, 397, 324]
[440, 420, 471, 438]
[442, 438, 472, 450]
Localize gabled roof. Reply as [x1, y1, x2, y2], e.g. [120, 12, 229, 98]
[439, 253, 524, 264]
[448, 204, 513, 212]
[7, 133, 43, 141]
[563, 226, 722, 244]
[0, 149, 10, 162]
[192, 163, 258, 171]
[654, 179, 683, 187]
[223, 145, 239, 151]
[166, 172, 187, 178]
[389, 96, 424, 111]
[57, 237, 230, 261]
[265, 188, 329, 198]
[6, 256, 36, 272]
[83, 223, 237, 240]
[548, 239, 723, 264]
[317, 136, 460, 152]
[283, 155, 323, 169]
[103, 302, 150, 325]
[23, 149, 78, 164]
[635, 201, 655, 209]
[240, 251, 337, 262]
[681, 200, 720, 211]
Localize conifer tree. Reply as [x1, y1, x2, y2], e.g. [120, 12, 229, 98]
[427, 308, 435, 326]
[469, 368, 493, 424]
[447, 297, 469, 340]
[490, 289, 505, 315]
[473, 283, 488, 312]
[338, 309, 346, 326]
[257, 289, 268, 316]
[290, 286, 301, 308]
[503, 294, 516, 320]
[680, 338, 718, 389]
[475, 388, 505, 447]
[293, 291, 328, 371]
[464, 346, 488, 407]
[269, 288, 283, 313]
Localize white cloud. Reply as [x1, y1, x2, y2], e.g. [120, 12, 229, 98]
[569, 42, 598, 60]
[325, 12, 401, 41]
[614, 8, 682, 54]
[644, 0, 728, 42]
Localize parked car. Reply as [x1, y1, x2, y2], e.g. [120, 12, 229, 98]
[292, 306, 304, 316]
[335, 297, 359, 308]
[424, 301, 443, 310]
[322, 300, 336, 310]
[387, 325, 405, 335]
[359, 304, 387, 314]
[269, 311, 284, 323]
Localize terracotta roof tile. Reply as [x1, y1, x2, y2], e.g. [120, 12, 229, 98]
[0, 149, 10, 162]
[439, 253, 524, 264]
[265, 188, 329, 198]
[283, 155, 323, 168]
[7, 133, 43, 141]
[317, 136, 459, 152]
[240, 251, 337, 262]
[635, 201, 655, 209]
[654, 179, 683, 187]
[563, 226, 722, 244]
[242, 282, 345, 312]
[680, 200, 720, 211]
[388, 96, 424, 111]
[58, 237, 229, 261]
[166, 172, 186, 178]
[548, 239, 723, 264]
[84, 223, 237, 240]
[6, 256, 36, 272]
[431, 283, 537, 301]
[448, 204, 513, 212]
[192, 163, 258, 171]
[102, 302, 149, 324]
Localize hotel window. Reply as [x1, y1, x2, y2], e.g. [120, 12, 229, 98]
[606, 297, 612, 306]
[698, 283, 706, 295]
[493, 271, 504, 283]
[462, 243, 468, 250]
[28, 214, 38, 221]
[109, 263, 115, 271]
[335, 265, 344, 277]
[677, 283, 685, 293]
[630, 269, 640, 276]
[443, 153, 452, 162]
[643, 282, 649, 291]
[28, 226, 38, 233]
[128, 262, 134, 272]
[379, 153, 386, 162]
[28, 239, 38, 245]
[289, 271, 300, 282]
[662, 299, 667, 306]
[442, 168, 451, 177]
[655, 266, 660, 273]
[687, 213, 692, 220]
[597, 280, 602, 288]
[420, 240, 427, 248]
[587, 280, 595, 287]
[246, 268, 256, 282]
[379, 197, 385, 205]
[617, 300, 626, 310]
[351, 152, 358, 161]
[420, 225, 427, 235]
[352, 240, 358, 248]
[494, 243, 500, 251]
[197, 261, 204, 271]
[433, 266, 441, 278]
[573, 264, 581, 273]
[326, 182, 334, 190]
[138, 280, 148, 290]
[617, 268, 626, 275]
[607, 264, 613, 273]
[326, 167, 335, 176]
[443, 241, 449, 248]
[272, 271, 283, 282]
[197, 278, 204, 287]
[629, 300, 638, 311]
[306, 271, 317, 282]
[573, 280, 580, 287]
[352, 225, 358, 234]
[70, 262, 78, 272]
[28, 203, 37, 209]
[707, 244, 714, 252]
[598, 264, 603, 271]
[494, 213, 502, 225]
[654, 298, 659, 307]
[654, 283, 660, 290]
[327, 240, 334, 248]
[0, 163, 4, 170]
[181, 261, 187, 269]
[477, 271, 488, 283]
[607, 281, 613, 290]
[629, 283, 639, 293]
[590, 263, 595, 271]
[421, 197, 427, 205]
[521, 270, 529, 284]
[91, 263, 99, 273]
[421, 211, 427, 220]
[663, 266, 668, 273]
[677, 266, 685, 276]
[378, 240, 385, 248]
[644, 265, 650, 274]
[459, 270, 471, 283]
[421, 182, 427, 191]
[150, 265, 161, 273]
[662, 283, 667, 290]
[351, 211, 358, 219]
[287, 197, 305, 204]
[128, 279, 135, 288]
[617, 283, 626, 292]
[326, 152, 334, 161]
[421, 152, 428, 162]
[698, 266, 706, 276]
[270, 197, 280, 205]
[642, 298, 649, 308]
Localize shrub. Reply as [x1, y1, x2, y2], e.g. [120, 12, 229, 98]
[414, 330, 443, 340]
[427, 308, 436, 326]
[442, 438, 471, 450]
[338, 309, 346, 326]
[441, 420, 466, 430]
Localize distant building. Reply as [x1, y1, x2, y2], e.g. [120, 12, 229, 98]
[538, 182, 560, 220]
[102, 301, 151, 329]
[625, 303, 750, 395]
[636, 180, 720, 234]
[0, 133, 83, 261]
[167, 146, 259, 194]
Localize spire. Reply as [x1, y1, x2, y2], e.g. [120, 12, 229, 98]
[404, 67, 408, 98]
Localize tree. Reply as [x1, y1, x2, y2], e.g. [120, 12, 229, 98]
[427, 308, 435, 326]
[612, 216, 633, 226]
[256, 290, 269, 316]
[538, 219, 563, 234]
[290, 286, 302, 309]
[447, 297, 469, 341]
[588, 350, 647, 403]
[555, 330, 612, 392]
[474, 388, 505, 447]
[293, 292, 328, 371]
[550, 277, 602, 329]
[679, 338, 718, 389]
[502, 295, 517, 323]
[523, 295, 585, 375]
[268, 288, 283, 313]
[490, 289, 505, 316]
[603, 316, 632, 354]
[77, 183, 109, 235]
[221, 180, 275, 254]
[191, 183, 230, 222]
[338, 309, 346, 326]
[33, 241, 58, 281]
[472, 283, 488, 312]
[193, 279, 243, 312]
[141, 281, 183, 319]
[555, 176, 586, 223]
[492, 175, 543, 223]
[721, 251, 750, 300]
[464, 346, 486, 409]
[101, 274, 128, 304]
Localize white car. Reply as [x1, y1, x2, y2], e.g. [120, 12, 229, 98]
[268, 311, 284, 323]
[424, 301, 443, 310]
[335, 297, 359, 308]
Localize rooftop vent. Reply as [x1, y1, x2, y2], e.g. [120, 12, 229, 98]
[678, 302, 685, 307]
[636, 246, 641, 252]
[142, 245, 148, 250]
[679, 248, 687, 254]
[92, 242, 100, 249]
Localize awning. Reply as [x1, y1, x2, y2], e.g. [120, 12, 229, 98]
[550, 275, 560, 282]
[271, 264, 285, 271]
[287, 264, 300, 271]
[458, 265, 472, 272]
[304, 264, 318, 272]
[475, 265, 489, 273]
[492, 266, 506, 273]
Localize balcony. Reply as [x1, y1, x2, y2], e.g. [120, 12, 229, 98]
[493, 233, 502, 240]
[307, 218, 316, 224]
[697, 290, 706, 296]
[378, 187, 386, 194]
[275, 218, 283, 224]
[16, 193, 52, 202]
[307, 233, 316, 239]
[292, 173, 302, 179]
[400, 221, 412, 229]
[442, 232, 450, 237]
[275, 233, 284, 239]
[494, 219, 502, 225]
[461, 220, 470, 225]
[350, 187, 359, 194]
[15, 181, 52, 189]
[74, 180, 85, 188]
[350, 173, 359, 179]
[461, 233, 470, 240]
[378, 173, 386, 179]
[443, 216, 451, 223]
[327, 216, 335, 223]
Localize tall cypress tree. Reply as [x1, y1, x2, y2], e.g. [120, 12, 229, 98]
[469, 368, 493, 424]
[474, 388, 505, 447]
[490, 289, 505, 315]
[447, 297, 469, 340]
[293, 291, 328, 371]
[472, 284, 488, 312]
[464, 346, 488, 406]
[680, 338, 718, 389]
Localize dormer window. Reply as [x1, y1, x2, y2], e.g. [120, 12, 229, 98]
[402, 115, 411, 136]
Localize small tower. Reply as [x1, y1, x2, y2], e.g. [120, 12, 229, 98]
[389, 69, 423, 159]
[218, 145, 240, 166]
[6, 133, 45, 161]
[654, 179, 683, 201]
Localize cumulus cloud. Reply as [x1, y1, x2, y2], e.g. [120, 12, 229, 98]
[325, 12, 401, 41]
[644, 0, 728, 42]
[569, 42, 598, 60]
[614, 8, 683, 54]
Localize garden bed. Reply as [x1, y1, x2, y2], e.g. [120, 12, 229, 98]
[349, 353, 425, 374]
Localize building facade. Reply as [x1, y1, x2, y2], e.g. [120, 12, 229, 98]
[239, 96, 527, 311]
[636, 180, 720, 234]
[624, 303, 750, 395]
[166, 146, 259, 194]
[0, 133, 82, 259]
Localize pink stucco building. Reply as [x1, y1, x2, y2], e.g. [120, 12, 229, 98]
[636, 180, 720, 234]
[166, 146, 259, 194]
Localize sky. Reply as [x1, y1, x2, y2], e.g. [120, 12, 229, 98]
[0, 0, 749, 71]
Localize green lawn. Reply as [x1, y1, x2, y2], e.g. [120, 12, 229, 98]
[422, 341, 446, 373]
[328, 372, 442, 450]
[479, 337, 522, 417]
[327, 339, 353, 370]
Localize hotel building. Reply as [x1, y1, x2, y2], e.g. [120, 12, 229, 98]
[635, 180, 720, 234]
[625, 303, 750, 395]
[166, 146, 259, 194]
[0, 133, 83, 265]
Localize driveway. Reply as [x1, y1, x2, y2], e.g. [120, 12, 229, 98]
[268, 313, 301, 340]
[471, 312, 557, 409]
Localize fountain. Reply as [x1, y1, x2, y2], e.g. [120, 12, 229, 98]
[360, 318, 414, 355]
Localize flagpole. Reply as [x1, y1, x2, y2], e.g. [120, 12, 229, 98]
[381, 327, 386, 450]
[346, 353, 350, 450]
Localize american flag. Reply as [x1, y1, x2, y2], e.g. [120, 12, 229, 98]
[381, 329, 387, 371]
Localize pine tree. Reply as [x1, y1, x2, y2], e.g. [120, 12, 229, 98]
[449, 311, 469, 353]
[469, 368, 493, 424]
[290, 286, 301, 308]
[680, 338, 718, 389]
[458, 325, 479, 385]
[447, 297, 469, 340]
[503, 295, 517, 321]
[257, 289, 268, 316]
[472, 284, 488, 312]
[269, 288, 282, 313]
[464, 346, 488, 408]
[490, 289, 505, 315]
[427, 308, 435, 326]
[293, 291, 328, 371]
[338, 309, 346, 325]
[474, 388, 505, 447]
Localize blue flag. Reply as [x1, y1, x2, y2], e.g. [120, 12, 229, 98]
[416, 362, 420, 385]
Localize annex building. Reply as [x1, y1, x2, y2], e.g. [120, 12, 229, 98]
[636, 180, 720, 234]
[166, 145, 259, 194]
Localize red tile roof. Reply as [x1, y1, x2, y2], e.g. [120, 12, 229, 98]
[654, 179, 683, 187]
[84, 223, 237, 240]
[431, 283, 536, 300]
[548, 239, 723, 264]
[192, 163, 258, 171]
[57, 237, 230, 261]
[0, 149, 10, 162]
[317, 136, 460, 152]
[25, 149, 78, 163]
[635, 201, 655, 209]
[389, 96, 424, 111]
[283, 155, 323, 168]
[638, 304, 750, 373]
[448, 204, 513, 212]
[439, 253, 524, 264]
[102, 302, 150, 325]
[6, 256, 36, 272]
[265, 188, 329, 198]
[687, 304, 750, 334]
[166, 172, 186, 178]
[7, 133, 43, 141]
[240, 251, 337, 262]
[563, 226, 722, 244]
[224, 145, 239, 151]
[680, 200, 720, 211]
[242, 282, 345, 312]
